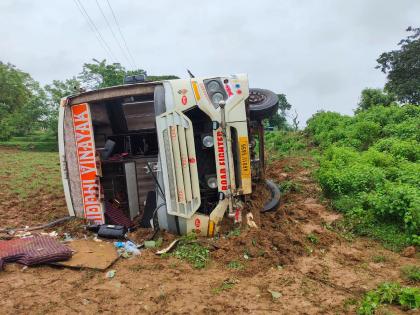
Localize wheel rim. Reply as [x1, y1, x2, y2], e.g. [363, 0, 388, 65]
[248, 91, 266, 104]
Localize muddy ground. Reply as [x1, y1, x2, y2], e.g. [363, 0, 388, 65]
[0, 152, 418, 314]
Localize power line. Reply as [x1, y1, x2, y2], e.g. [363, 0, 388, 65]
[95, 0, 134, 68]
[73, 0, 119, 63]
[72, 0, 112, 60]
[105, 0, 138, 68]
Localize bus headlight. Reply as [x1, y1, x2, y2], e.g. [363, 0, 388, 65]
[211, 92, 224, 105]
[206, 176, 218, 189]
[202, 135, 214, 148]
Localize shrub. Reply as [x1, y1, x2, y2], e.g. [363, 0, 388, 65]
[306, 105, 420, 245]
[374, 138, 420, 162]
[265, 131, 306, 156]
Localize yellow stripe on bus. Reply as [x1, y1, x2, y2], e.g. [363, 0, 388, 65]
[192, 81, 201, 101]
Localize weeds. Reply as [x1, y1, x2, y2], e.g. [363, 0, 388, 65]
[400, 265, 420, 283]
[226, 227, 241, 238]
[307, 233, 319, 244]
[211, 278, 238, 294]
[278, 180, 301, 194]
[172, 233, 210, 269]
[227, 261, 244, 270]
[371, 255, 388, 263]
[357, 282, 420, 315]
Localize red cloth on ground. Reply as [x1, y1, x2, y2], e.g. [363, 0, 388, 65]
[0, 235, 72, 270]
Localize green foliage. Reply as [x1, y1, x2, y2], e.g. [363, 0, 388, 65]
[0, 62, 48, 140]
[211, 278, 238, 294]
[266, 93, 293, 130]
[226, 227, 241, 238]
[307, 105, 420, 246]
[356, 88, 396, 113]
[78, 59, 180, 90]
[306, 233, 319, 244]
[227, 261, 244, 270]
[358, 282, 420, 315]
[265, 131, 306, 158]
[79, 59, 133, 89]
[44, 78, 81, 136]
[172, 233, 210, 269]
[401, 265, 420, 283]
[278, 180, 302, 194]
[376, 26, 420, 105]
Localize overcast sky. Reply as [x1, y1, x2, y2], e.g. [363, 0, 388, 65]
[1, 0, 419, 125]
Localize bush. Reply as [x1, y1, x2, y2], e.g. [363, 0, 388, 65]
[265, 131, 306, 157]
[306, 105, 420, 246]
[374, 138, 420, 162]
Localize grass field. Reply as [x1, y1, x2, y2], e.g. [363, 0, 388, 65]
[0, 147, 67, 227]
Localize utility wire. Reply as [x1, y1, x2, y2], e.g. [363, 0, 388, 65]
[72, 0, 112, 61]
[73, 0, 119, 63]
[95, 0, 135, 69]
[105, 0, 138, 68]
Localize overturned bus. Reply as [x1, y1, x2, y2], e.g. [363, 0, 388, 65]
[58, 74, 280, 236]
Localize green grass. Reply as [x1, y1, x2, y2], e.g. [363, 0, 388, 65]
[0, 141, 58, 152]
[265, 131, 307, 162]
[278, 180, 302, 194]
[306, 233, 319, 244]
[0, 132, 58, 152]
[227, 261, 244, 270]
[357, 282, 420, 315]
[211, 278, 238, 294]
[0, 149, 62, 199]
[371, 255, 388, 263]
[172, 233, 210, 269]
[401, 265, 420, 283]
[226, 227, 241, 238]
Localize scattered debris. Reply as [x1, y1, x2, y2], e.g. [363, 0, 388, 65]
[114, 241, 140, 257]
[14, 231, 32, 238]
[41, 231, 58, 238]
[106, 270, 116, 279]
[53, 239, 118, 270]
[62, 233, 73, 242]
[156, 239, 179, 255]
[267, 289, 282, 300]
[246, 212, 258, 228]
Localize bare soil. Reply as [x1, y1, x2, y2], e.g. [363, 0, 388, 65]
[0, 153, 418, 314]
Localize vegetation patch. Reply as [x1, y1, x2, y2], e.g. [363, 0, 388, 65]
[227, 261, 244, 270]
[172, 233, 210, 269]
[306, 105, 420, 248]
[357, 282, 420, 315]
[400, 265, 420, 283]
[211, 278, 238, 294]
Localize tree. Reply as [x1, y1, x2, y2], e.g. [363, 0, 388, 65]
[44, 78, 81, 136]
[356, 88, 396, 112]
[0, 62, 47, 140]
[376, 26, 420, 105]
[79, 59, 150, 89]
[78, 59, 179, 89]
[267, 93, 292, 130]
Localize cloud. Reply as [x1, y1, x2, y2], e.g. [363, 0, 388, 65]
[1, 0, 419, 125]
